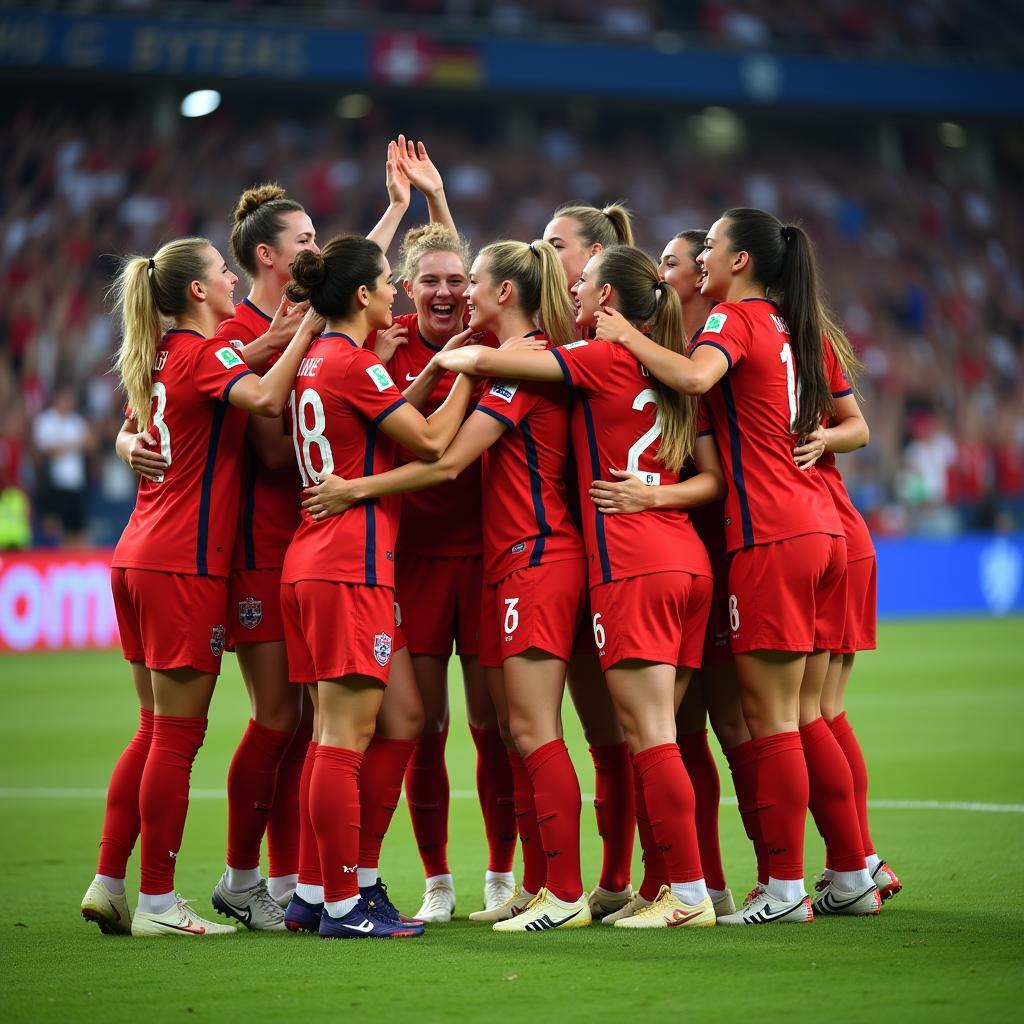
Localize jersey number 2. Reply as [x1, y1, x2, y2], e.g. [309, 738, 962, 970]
[626, 388, 663, 485]
[289, 388, 335, 487]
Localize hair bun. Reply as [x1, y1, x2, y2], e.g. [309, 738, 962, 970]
[286, 249, 327, 302]
[233, 183, 287, 225]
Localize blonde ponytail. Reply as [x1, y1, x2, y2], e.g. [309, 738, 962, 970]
[553, 201, 635, 249]
[594, 245, 695, 472]
[479, 239, 574, 348]
[110, 237, 211, 430]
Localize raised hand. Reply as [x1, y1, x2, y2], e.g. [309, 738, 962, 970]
[386, 139, 411, 209]
[396, 135, 444, 198]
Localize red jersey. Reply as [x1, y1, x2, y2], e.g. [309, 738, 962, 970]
[369, 312, 484, 558]
[551, 339, 711, 588]
[474, 337, 584, 584]
[820, 343, 874, 561]
[113, 329, 253, 577]
[215, 299, 302, 571]
[694, 299, 842, 553]
[281, 333, 407, 588]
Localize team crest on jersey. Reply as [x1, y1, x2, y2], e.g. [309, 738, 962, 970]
[373, 631, 393, 667]
[564, 340, 588, 350]
[704, 312, 728, 334]
[215, 346, 244, 369]
[238, 596, 263, 630]
[366, 364, 396, 392]
[228, 339, 244, 352]
[489, 380, 519, 403]
[210, 624, 226, 656]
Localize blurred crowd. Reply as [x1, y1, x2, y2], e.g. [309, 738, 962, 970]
[58, 0, 1024, 61]
[0, 98, 1021, 547]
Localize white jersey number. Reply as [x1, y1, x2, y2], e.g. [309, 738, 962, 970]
[779, 343, 800, 431]
[592, 613, 606, 651]
[625, 388, 663, 486]
[503, 597, 520, 636]
[289, 388, 335, 487]
[150, 381, 171, 482]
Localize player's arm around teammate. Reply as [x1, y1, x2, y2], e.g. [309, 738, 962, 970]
[81, 237, 316, 939]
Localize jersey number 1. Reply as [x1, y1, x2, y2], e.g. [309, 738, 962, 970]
[779, 343, 800, 431]
[289, 388, 335, 487]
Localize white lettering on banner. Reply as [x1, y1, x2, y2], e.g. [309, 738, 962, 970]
[0, 556, 119, 652]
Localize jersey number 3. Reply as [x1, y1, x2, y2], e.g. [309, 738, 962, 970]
[289, 388, 335, 487]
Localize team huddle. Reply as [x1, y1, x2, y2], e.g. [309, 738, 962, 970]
[79, 137, 901, 940]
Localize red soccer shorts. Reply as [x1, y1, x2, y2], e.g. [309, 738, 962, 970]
[840, 554, 877, 654]
[111, 567, 229, 675]
[227, 567, 285, 647]
[280, 580, 397, 685]
[478, 559, 586, 668]
[727, 533, 848, 654]
[590, 571, 713, 670]
[701, 568, 733, 668]
[395, 553, 482, 657]
[570, 595, 598, 659]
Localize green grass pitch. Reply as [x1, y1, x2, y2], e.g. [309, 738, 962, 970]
[1, 617, 1021, 1023]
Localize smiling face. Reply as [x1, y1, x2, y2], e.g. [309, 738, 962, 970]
[659, 236, 703, 304]
[266, 210, 318, 283]
[365, 255, 398, 331]
[571, 253, 606, 329]
[697, 217, 738, 302]
[543, 215, 596, 292]
[407, 250, 468, 342]
[200, 245, 238, 320]
[465, 254, 505, 332]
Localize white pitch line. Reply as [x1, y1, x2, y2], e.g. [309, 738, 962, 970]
[0, 787, 1021, 813]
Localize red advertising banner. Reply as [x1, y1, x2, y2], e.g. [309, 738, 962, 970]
[0, 549, 119, 653]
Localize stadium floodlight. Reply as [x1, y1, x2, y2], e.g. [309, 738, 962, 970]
[938, 121, 967, 148]
[180, 90, 222, 118]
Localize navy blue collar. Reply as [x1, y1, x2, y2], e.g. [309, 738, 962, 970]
[321, 332, 358, 347]
[242, 297, 273, 322]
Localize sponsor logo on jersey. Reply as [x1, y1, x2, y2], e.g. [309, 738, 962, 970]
[210, 624, 226, 656]
[215, 346, 244, 369]
[228, 339, 245, 351]
[373, 631, 393, 666]
[704, 312, 728, 334]
[153, 351, 168, 371]
[367, 364, 396, 392]
[405, 373, 418, 382]
[564, 340, 588, 349]
[511, 542, 526, 553]
[489, 380, 518, 402]
[238, 596, 263, 630]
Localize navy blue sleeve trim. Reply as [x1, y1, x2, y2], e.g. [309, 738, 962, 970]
[475, 405, 515, 430]
[550, 347, 575, 387]
[221, 369, 255, 402]
[832, 388, 854, 398]
[372, 396, 407, 426]
[697, 428, 714, 437]
[693, 339, 732, 370]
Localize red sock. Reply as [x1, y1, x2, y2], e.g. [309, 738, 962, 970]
[97, 707, 154, 878]
[138, 715, 207, 895]
[358, 737, 416, 870]
[633, 753, 668, 901]
[633, 743, 703, 884]
[267, 714, 312, 879]
[589, 742, 635, 893]
[525, 740, 583, 902]
[297, 741, 321, 887]
[678, 729, 726, 891]
[225, 719, 294, 870]
[753, 731, 807, 882]
[405, 728, 450, 877]
[309, 745, 362, 902]
[509, 749, 546, 894]
[828, 712, 875, 857]
[725, 740, 768, 884]
[470, 726, 517, 873]
[801, 716, 866, 872]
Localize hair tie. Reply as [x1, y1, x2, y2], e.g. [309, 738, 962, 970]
[528, 241, 537, 256]
[781, 225, 792, 244]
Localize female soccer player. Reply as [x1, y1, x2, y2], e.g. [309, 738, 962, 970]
[303, 239, 594, 933]
[590, 230, 753, 920]
[421, 244, 725, 929]
[794, 325, 902, 903]
[278, 235, 476, 939]
[372, 223, 517, 923]
[543, 202, 638, 920]
[211, 139, 450, 930]
[591, 209, 879, 925]
[80, 237, 321, 937]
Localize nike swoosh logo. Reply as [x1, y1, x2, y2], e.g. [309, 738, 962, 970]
[668, 909, 704, 927]
[405, 373, 418, 381]
[107, 900, 122, 922]
[820, 889, 871, 910]
[342, 919, 375, 933]
[158, 921, 206, 934]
